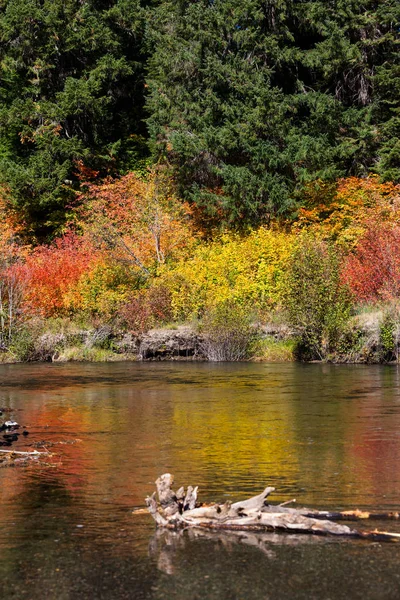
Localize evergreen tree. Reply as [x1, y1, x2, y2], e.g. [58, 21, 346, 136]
[147, 0, 400, 227]
[1, 0, 399, 234]
[0, 0, 149, 237]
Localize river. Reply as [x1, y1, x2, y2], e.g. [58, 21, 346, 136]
[1, 362, 400, 599]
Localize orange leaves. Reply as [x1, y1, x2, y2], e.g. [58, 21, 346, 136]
[336, 176, 399, 204]
[9, 170, 197, 319]
[18, 233, 97, 317]
[343, 222, 400, 303]
[295, 176, 400, 248]
[0, 190, 26, 249]
[74, 160, 100, 182]
[5, 170, 400, 324]
[76, 169, 196, 273]
[296, 177, 400, 304]
[0, 170, 199, 320]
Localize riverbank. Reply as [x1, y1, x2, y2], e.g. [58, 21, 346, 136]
[0, 324, 205, 364]
[0, 309, 398, 364]
[3, 179, 400, 367]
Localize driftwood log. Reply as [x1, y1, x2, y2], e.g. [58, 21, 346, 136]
[0, 448, 52, 467]
[146, 474, 400, 542]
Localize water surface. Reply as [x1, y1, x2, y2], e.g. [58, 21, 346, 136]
[1, 362, 400, 599]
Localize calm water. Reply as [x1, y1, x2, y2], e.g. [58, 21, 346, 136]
[1, 362, 400, 599]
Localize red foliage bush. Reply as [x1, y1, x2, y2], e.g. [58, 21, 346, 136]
[343, 222, 400, 302]
[18, 233, 95, 317]
[120, 284, 173, 333]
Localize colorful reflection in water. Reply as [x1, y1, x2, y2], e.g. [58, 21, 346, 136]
[1, 362, 400, 599]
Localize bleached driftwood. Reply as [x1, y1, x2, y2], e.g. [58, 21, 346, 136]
[0, 449, 49, 456]
[0, 448, 52, 468]
[145, 473, 400, 542]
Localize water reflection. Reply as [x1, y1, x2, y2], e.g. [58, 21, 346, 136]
[148, 527, 340, 575]
[1, 362, 400, 598]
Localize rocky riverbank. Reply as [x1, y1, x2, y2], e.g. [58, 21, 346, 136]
[0, 309, 398, 364]
[0, 322, 295, 364]
[0, 325, 206, 363]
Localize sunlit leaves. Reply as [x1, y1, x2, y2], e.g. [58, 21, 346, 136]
[76, 169, 196, 275]
[158, 227, 294, 321]
[17, 233, 96, 317]
[295, 176, 400, 247]
[343, 222, 400, 303]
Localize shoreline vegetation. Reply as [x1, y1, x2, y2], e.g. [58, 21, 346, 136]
[2, 177, 400, 366]
[2, 176, 400, 365]
[1, 2, 400, 364]
[1, 306, 399, 365]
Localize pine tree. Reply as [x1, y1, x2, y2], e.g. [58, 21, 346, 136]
[0, 0, 149, 237]
[147, 0, 400, 227]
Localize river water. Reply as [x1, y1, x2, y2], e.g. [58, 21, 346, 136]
[0, 362, 400, 599]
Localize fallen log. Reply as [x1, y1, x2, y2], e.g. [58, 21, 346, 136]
[145, 474, 400, 542]
[0, 448, 53, 468]
[0, 449, 50, 456]
[301, 509, 400, 521]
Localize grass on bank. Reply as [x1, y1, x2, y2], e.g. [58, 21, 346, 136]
[252, 338, 296, 362]
[55, 347, 136, 362]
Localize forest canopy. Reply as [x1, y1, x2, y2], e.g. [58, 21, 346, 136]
[0, 0, 399, 235]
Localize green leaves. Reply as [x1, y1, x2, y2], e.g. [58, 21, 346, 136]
[147, 0, 400, 227]
[0, 0, 149, 238]
[0, 0, 399, 235]
[284, 236, 351, 360]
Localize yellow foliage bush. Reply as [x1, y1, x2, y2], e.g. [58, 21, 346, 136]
[65, 260, 136, 317]
[158, 228, 294, 321]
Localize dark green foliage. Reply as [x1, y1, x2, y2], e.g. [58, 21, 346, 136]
[284, 237, 351, 360]
[1, 0, 400, 233]
[147, 0, 400, 226]
[0, 0, 150, 237]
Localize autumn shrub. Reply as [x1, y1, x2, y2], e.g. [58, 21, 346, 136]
[160, 228, 294, 321]
[17, 234, 133, 321]
[199, 302, 258, 361]
[343, 222, 400, 303]
[295, 176, 400, 248]
[18, 233, 96, 317]
[284, 237, 352, 360]
[120, 284, 173, 333]
[70, 260, 138, 317]
[76, 169, 196, 276]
